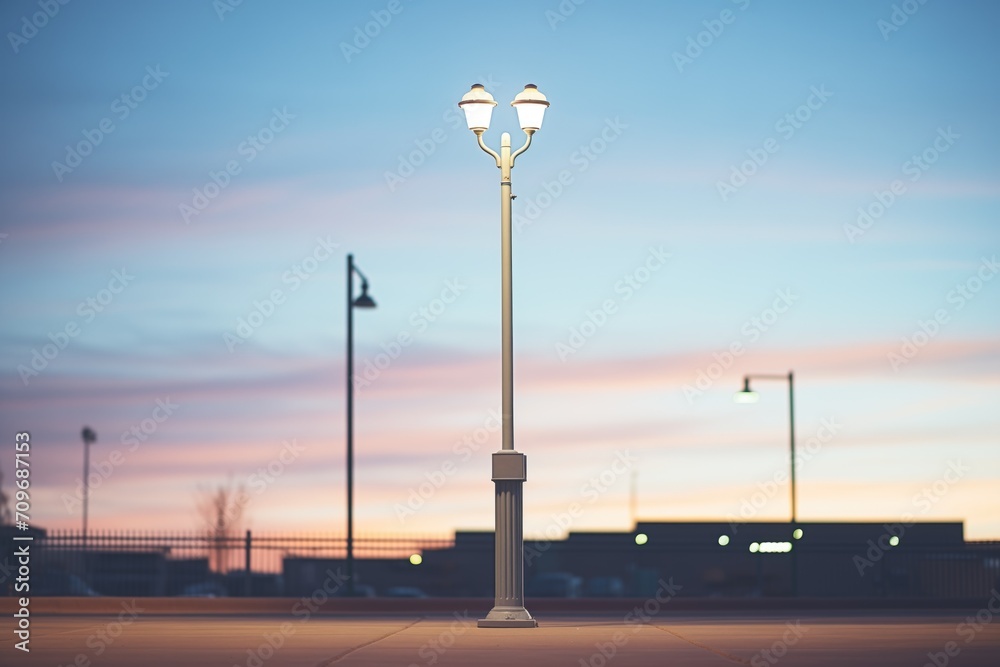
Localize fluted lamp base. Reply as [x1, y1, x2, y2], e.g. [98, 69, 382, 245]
[478, 607, 538, 628]
[479, 452, 537, 628]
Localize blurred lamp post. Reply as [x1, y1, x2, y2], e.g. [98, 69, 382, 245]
[458, 83, 550, 628]
[80, 426, 96, 546]
[346, 254, 376, 596]
[734, 371, 800, 595]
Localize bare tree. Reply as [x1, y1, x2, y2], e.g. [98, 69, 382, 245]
[195, 478, 248, 573]
[0, 466, 11, 525]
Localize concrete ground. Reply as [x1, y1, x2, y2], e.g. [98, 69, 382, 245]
[3, 608, 1000, 666]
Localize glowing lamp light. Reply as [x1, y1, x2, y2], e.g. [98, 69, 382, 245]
[458, 84, 498, 133]
[409, 553, 423, 565]
[889, 536, 900, 547]
[749, 542, 760, 553]
[511, 84, 550, 132]
[793, 528, 803, 540]
[718, 535, 730, 546]
[734, 377, 759, 403]
[635, 533, 648, 546]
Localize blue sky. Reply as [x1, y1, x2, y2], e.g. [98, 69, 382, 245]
[1, 0, 998, 540]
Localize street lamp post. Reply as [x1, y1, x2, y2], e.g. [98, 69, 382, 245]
[734, 371, 800, 595]
[346, 254, 376, 597]
[80, 426, 96, 547]
[458, 83, 549, 628]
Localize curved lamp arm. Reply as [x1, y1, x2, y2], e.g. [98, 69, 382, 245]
[510, 130, 534, 167]
[476, 131, 501, 167]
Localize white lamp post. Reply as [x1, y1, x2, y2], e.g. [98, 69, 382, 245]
[459, 83, 549, 628]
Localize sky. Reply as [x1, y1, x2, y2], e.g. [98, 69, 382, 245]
[0, 0, 998, 541]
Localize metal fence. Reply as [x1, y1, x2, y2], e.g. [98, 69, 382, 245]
[2, 527, 997, 599]
[2, 528, 453, 597]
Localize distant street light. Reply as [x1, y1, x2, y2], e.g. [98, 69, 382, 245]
[459, 83, 550, 628]
[80, 426, 96, 546]
[346, 254, 376, 596]
[735, 371, 799, 595]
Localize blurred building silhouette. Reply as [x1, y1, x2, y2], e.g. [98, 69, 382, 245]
[4, 521, 997, 598]
[285, 521, 993, 599]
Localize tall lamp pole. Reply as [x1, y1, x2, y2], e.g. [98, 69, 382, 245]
[735, 371, 800, 595]
[459, 83, 550, 628]
[80, 426, 96, 547]
[346, 254, 376, 597]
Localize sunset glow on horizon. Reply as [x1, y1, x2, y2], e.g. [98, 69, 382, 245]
[1, 0, 998, 541]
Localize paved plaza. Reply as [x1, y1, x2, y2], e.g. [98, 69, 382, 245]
[3, 606, 999, 666]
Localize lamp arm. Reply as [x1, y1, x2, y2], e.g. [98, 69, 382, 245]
[510, 130, 534, 167]
[352, 266, 369, 284]
[476, 132, 501, 167]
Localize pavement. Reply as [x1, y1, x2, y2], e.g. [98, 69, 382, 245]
[2, 602, 1000, 666]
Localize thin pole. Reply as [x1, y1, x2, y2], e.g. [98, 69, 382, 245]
[82, 439, 90, 546]
[346, 254, 355, 596]
[788, 370, 798, 597]
[630, 470, 638, 526]
[500, 137, 514, 452]
[788, 371, 796, 523]
[244, 529, 251, 597]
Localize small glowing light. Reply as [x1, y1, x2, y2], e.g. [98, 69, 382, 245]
[734, 391, 760, 404]
[635, 533, 648, 546]
[755, 541, 793, 553]
[889, 536, 899, 547]
[793, 528, 803, 540]
[718, 535, 730, 546]
[409, 554, 423, 565]
[749, 542, 760, 553]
